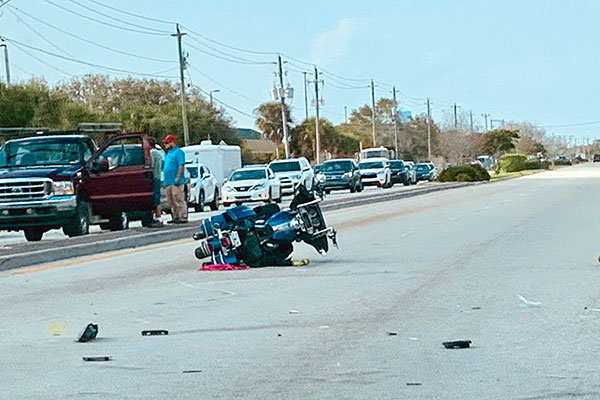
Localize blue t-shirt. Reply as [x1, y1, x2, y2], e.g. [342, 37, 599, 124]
[163, 146, 186, 186]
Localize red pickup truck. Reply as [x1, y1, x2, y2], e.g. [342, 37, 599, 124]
[0, 132, 156, 241]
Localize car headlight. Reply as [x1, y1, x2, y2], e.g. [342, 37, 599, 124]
[222, 185, 234, 192]
[293, 174, 302, 180]
[342, 172, 351, 180]
[52, 181, 75, 196]
[191, 181, 198, 188]
[252, 182, 266, 190]
[377, 169, 386, 176]
[317, 173, 326, 183]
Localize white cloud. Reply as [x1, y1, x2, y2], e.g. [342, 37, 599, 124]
[309, 18, 367, 66]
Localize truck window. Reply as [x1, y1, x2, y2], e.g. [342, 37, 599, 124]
[6, 140, 84, 167]
[99, 138, 144, 169]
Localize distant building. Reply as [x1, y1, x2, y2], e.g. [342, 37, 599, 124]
[399, 110, 412, 123]
[236, 128, 278, 163]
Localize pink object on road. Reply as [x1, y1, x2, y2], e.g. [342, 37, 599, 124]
[198, 263, 249, 271]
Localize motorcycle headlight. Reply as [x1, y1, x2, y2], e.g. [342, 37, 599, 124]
[252, 182, 266, 190]
[52, 181, 75, 196]
[317, 173, 326, 183]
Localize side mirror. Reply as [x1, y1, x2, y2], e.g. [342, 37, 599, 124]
[91, 157, 109, 173]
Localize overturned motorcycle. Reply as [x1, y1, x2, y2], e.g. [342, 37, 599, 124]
[193, 185, 338, 267]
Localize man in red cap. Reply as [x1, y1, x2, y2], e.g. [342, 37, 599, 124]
[161, 134, 188, 223]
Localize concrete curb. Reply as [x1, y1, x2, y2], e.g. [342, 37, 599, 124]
[0, 181, 482, 271]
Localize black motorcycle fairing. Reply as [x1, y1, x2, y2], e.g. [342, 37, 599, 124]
[289, 184, 315, 210]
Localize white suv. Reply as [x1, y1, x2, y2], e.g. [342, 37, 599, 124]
[186, 163, 219, 212]
[221, 165, 282, 207]
[268, 157, 314, 195]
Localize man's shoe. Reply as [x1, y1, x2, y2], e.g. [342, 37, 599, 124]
[175, 219, 188, 224]
[151, 220, 164, 228]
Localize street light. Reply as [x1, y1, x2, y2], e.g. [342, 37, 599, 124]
[209, 89, 220, 107]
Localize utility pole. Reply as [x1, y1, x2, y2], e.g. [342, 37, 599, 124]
[370, 79, 376, 146]
[453, 103, 459, 129]
[0, 43, 10, 86]
[392, 86, 399, 158]
[481, 113, 490, 132]
[426, 98, 432, 160]
[469, 111, 473, 133]
[277, 54, 290, 158]
[303, 71, 308, 120]
[313, 66, 322, 164]
[172, 24, 189, 146]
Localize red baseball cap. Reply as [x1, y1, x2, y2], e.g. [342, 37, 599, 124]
[162, 134, 176, 144]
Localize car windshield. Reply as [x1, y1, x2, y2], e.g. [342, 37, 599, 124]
[269, 161, 301, 172]
[230, 169, 266, 181]
[416, 164, 430, 171]
[322, 161, 353, 172]
[3, 140, 83, 167]
[359, 161, 384, 169]
[389, 161, 405, 169]
[186, 166, 199, 179]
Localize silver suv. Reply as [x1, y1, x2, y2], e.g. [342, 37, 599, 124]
[268, 157, 314, 195]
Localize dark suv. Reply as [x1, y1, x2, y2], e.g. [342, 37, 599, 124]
[389, 160, 410, 185]
[593, 154, 600, 163]
[316, 159, 363, 193]
[0, 132, 156, 241]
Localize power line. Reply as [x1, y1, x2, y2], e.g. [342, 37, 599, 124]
[9, 5, 174, 63]
[538, 120, 600, 128]
[185, 38, 273, 66]
[2, 37, 178, 78]
[8, 41, 75, 76]
[64, 0, 171, 34]
[86, 0, 175, 25]
[194, 85, 255, 118]
[43, 0, 169, 37]
[188, 64, 264, 104]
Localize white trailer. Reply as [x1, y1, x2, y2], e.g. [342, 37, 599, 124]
[182, 141, 241, 186]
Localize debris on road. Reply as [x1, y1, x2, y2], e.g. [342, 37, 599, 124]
[198, 264, 249, 271]
[471, 306, 481, 310]
[78, 323, 98, 343]
[291, 258, 310, 267]
[83, 356, 111, 362]
[318, 325, 330, 330]
[289, 310, 298, 314]
[408, 337, 418, 341]
[387, 331, 398, 336]
[406, 382, 422, 386]
[518, 295, 541, 308]
[442, 340, 472, 349]
[182, 370, 202, 374]
[141, 330, 169, 336]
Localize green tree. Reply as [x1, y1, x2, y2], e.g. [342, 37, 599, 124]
[482, 129, 520, 156]
[290, 117, 343, 160]
[254, 102, 291, 143]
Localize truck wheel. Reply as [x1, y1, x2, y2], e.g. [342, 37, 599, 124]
[194, 191, 205, 212]
[141, 211, 154, 227]
[208, 189, 219, 211]
[63, 200, 89, 237]
[109, 212, 129, 231]
[24, 228, 44, 242]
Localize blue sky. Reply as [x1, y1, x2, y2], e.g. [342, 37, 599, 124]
[0, 0, 599, 143]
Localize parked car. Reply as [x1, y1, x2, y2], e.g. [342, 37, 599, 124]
[404, 161, 417, 184]
[221, 165, 282, 207]
[553, 156, 572, 166]
[415, 162, 437, 181]
[316, 158, 363, 193]
[0, 132, 157, 241]
[594, 154, 600, 163]
[358, 158, 392, 188]
[186, 163, 219, 212]
[268, 157, 314, 195]
[389, 160, 410, 186]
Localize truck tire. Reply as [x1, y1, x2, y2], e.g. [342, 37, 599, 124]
[208, 189, 219, 211]
[109, 212, 129, 231]
[24, 228, 44, 242]
[63, 200, 90, 237]
[64, 200, 89, 237]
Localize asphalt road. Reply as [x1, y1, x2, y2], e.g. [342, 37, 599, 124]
[3, 164, 600, 399]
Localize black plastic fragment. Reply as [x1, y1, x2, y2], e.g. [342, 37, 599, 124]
[141, 330, 169, 336]
[442, 340, 472, 349]
[387, 331, 398, 336]
[183, 370, 203, 374]
[78, 323, 98, 342]
[83, 356, 111, 362]
[406, 382, 422, 386]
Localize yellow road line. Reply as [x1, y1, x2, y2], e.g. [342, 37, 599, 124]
[11, 238, 193, 275]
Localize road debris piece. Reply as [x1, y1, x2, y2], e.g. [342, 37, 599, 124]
[471, 306, 481, 310]
[442, 340, 472, 349]
[291, 258, 310, 267]
[289, 310, 298, 314]
[387, 331, 398, 336]
[408, 337, 419, 341]
[78, 323, 98, 343]
[83, 356, 111, 362]
[318, 325, 330, 330]
[141, 330, 169, 336]
[518, 295, 541, 308]
[198, 264, 249, 271]
[406, 383, 422, 386]
[182, 370, 202, 374]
